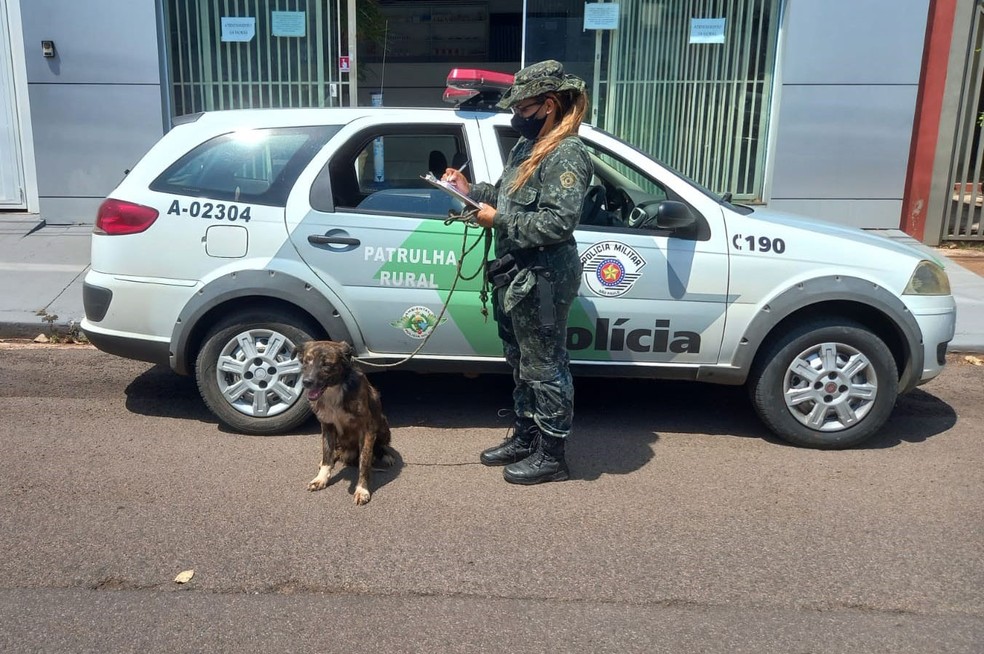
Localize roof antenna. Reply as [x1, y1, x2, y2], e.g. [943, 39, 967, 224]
[379, 19, 389, 98]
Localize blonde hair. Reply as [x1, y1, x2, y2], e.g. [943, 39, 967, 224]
[509, 90, 589, 193]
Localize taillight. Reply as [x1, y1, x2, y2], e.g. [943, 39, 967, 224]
[94, 199, 159, 235]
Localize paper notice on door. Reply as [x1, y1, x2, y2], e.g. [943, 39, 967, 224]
[583, 3, 620, 30]
[221, 17, 256, 42]
[272, 11, 306, 37]
[689, 18, 726, 44]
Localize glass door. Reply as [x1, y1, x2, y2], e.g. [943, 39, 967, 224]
[162, 0, 343, 117]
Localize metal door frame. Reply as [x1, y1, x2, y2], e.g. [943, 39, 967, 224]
[0, 0, 26, 208]
[927, 0, 984, 242]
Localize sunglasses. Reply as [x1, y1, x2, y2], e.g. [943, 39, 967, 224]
[511, 102, 542, 116]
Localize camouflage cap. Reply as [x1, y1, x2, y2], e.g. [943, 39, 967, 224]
[496, 60, 586, 110]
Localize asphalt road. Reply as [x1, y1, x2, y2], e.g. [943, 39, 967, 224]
[1, 344, 982, 653]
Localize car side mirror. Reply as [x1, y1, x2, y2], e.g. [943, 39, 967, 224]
[654, 200, 696, 230]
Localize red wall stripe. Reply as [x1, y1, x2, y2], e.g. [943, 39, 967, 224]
[901, 0, 959, 243]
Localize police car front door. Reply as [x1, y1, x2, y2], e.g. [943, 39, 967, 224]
[476, 119, 729, 368]
[570, 225, 728, 367]
[568, 133, 729, 367]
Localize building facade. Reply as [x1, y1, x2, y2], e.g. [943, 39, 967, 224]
[0, 0, 977, 245]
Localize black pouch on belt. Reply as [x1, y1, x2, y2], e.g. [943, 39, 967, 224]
[532, 267, 556, 331]
[486, 253, 520, 289]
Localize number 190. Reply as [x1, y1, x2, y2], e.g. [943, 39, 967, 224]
[746, 235, 786, 254]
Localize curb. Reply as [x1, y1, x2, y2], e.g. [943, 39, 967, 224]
[0, 320, 85, 341]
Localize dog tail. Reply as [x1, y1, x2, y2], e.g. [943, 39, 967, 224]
[373, 442, 397, 469]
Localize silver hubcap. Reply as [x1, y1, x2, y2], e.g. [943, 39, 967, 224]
[783, 341, 878, 432]
[215, 329, 303, 417]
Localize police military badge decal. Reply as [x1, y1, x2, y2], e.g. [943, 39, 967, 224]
[391, 305, 447, 339]
[559, 171, 577, 189]
[579, 241, 646, 297]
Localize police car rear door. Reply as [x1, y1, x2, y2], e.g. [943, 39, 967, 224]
[285, 111, 504, 357]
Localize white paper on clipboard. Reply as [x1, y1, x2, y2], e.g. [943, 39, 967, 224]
[420, 172, 482, 209]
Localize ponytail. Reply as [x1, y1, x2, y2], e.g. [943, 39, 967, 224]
[509, 90, 588, 193]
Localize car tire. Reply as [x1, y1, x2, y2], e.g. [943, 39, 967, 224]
[748, 319, 898, 449]
[195, 310, 318, 435]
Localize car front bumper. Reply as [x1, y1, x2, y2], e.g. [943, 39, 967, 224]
[909, 295, 957, 389]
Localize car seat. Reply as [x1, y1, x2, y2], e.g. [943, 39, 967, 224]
[580, 185, 616, 226]
[328, 159, 362, 209]
[429, 150, 448, 176]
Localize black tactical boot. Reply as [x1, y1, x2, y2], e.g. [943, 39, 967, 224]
[480, 418, 539, 466]
[503, 434, 569, 485]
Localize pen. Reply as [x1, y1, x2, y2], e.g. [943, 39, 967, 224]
[455, 159, 470, 175]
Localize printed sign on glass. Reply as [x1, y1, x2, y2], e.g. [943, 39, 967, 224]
[220, 17, 256, 42]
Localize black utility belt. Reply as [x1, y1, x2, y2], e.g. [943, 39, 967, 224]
[487, 253, 521, 289]
[486, 241, 574, 289]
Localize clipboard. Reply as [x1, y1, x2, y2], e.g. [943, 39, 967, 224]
[420, 172, 482, 210]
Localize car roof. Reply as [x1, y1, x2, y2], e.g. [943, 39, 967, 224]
[182, 106, 502, 130]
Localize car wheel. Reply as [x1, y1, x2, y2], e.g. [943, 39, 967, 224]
[748, 319, 899, 449]
[195, 311, 317, 435]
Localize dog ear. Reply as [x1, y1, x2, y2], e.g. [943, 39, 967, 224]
[341, 341, 354, 362]
[296, 340, 309, 359]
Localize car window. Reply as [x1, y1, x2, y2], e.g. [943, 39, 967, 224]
[493, 126, 694, 235]
[492, 126, 666, 200]
[579, 140, 709, 238]
[312, 125, 470, 217]
[151, 126, 339, 207]
[494, 127, 519, 163]
[584, 145, 669, 202]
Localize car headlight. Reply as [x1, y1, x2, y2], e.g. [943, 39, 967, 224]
[903, 260, 951, 295]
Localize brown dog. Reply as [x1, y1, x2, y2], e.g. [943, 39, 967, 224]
[298, 340, 395, 505]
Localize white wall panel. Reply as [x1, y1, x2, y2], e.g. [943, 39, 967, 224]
[766, 199, 904, 229]
[20, 0, 163, 223]
[769, 85, 918, 199]
[20, 0, 160, 84]
[28, 84, 163, 199]
[781, 0, 929, 85]
[37, 197, 105, 225]
[766, 0, 930, 229]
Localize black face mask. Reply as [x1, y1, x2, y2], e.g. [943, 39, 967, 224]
[510, 109, 547, 140]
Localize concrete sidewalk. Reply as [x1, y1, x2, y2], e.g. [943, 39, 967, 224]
[1, 214, 982, 351]
[0, 214, 91, 340]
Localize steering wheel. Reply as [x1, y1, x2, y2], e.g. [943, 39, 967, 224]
[626, 200, 665, 229]
[613, 188, 635, 224]
[626, 206, 647, 228]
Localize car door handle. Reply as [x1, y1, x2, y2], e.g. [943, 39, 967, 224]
[307, 229, 360, 252]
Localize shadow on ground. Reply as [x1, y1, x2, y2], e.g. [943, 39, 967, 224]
[122, 366, 958, 452]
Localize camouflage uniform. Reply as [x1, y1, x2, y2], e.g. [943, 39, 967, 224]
[471, 123, 592, 440]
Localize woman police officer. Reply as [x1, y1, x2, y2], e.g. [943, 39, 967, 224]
[442, 60, 592, 484]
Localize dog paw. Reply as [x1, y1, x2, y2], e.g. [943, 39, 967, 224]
[373, 447, 397, 469]
[353, 486, 371, 505]
[372, 458, 394, 471]
[308, 477, 329, 492]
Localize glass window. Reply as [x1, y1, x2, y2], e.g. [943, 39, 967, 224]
[151, 126, 339, 206]
[316, 126, 469, 217]
[494, 127, 519, 163]
[584, 144, 669, 203]
[491, 126, 708, 238]
[163, 1, 344, 115]
[355, 134, 463, 193]
[595, 1, 780, 202]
